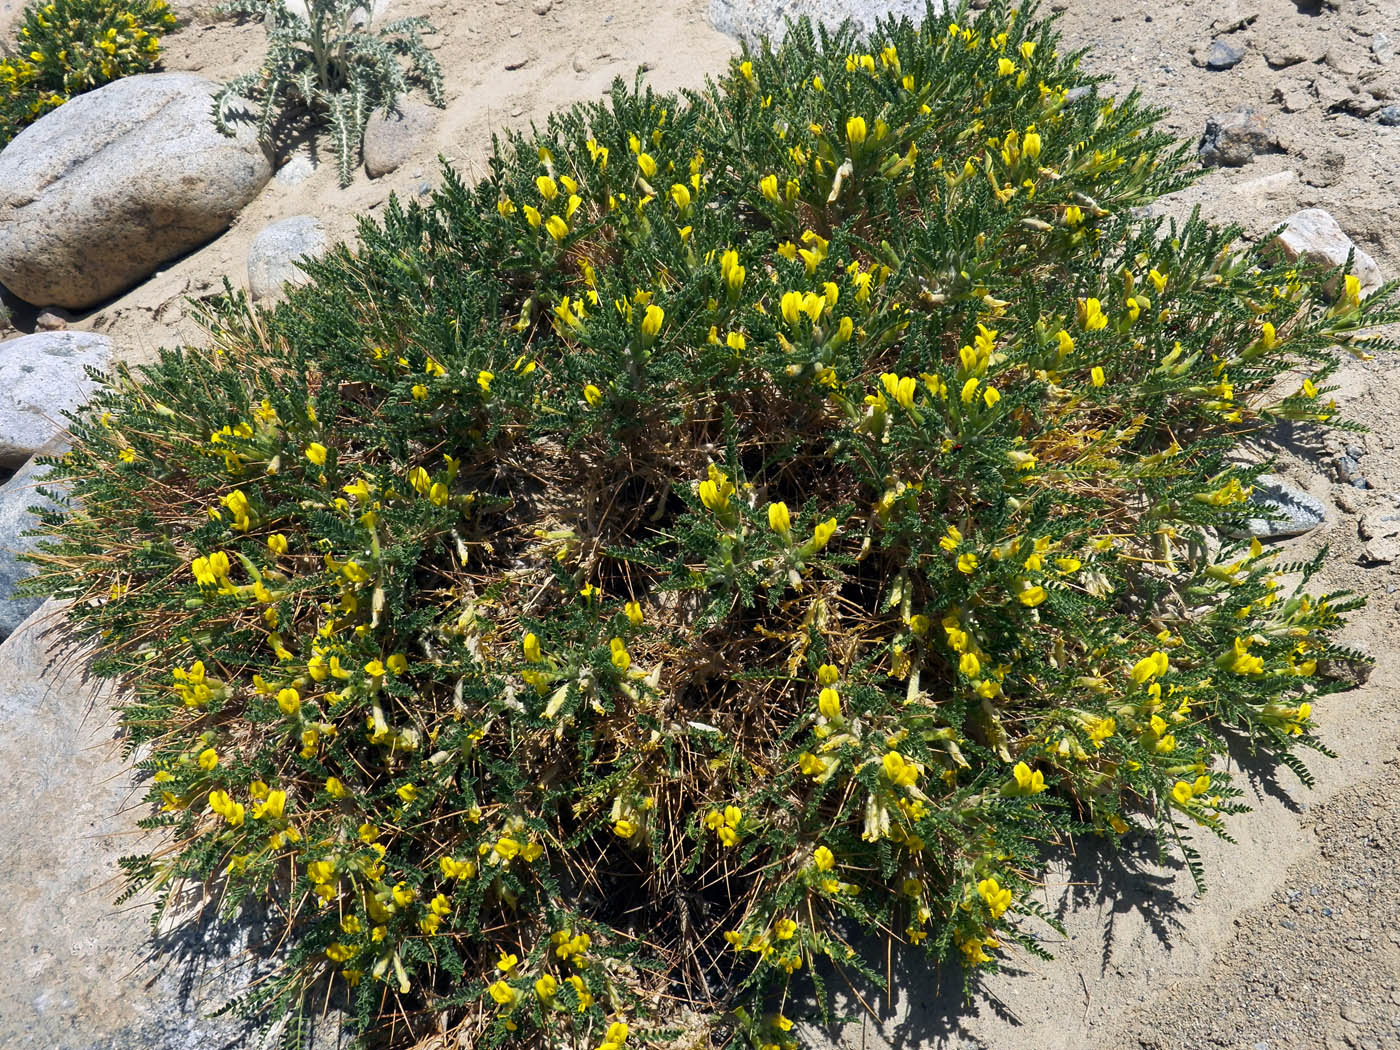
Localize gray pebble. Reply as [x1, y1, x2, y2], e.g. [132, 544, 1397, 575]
[1341, 1002, 1368, 1024]
[1198, 107, 1281, 167]
[1206, 40, 1245, 70]
[1378, 105, 1400, 126]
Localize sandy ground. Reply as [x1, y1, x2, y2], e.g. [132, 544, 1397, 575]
[3, 0, 1400, 1047]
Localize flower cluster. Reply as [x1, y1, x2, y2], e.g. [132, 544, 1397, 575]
[25, 2, 1398, 1050]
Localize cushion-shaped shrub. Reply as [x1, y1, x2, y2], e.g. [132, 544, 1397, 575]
[26, 2, 1399, 1047]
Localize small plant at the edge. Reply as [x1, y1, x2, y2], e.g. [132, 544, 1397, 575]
[213, 0, 444, 187]
[25, 3, 1400, 1050]
[0, 0, 176, 149]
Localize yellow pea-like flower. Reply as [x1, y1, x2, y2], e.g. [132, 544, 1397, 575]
[846, 115, 867, 147]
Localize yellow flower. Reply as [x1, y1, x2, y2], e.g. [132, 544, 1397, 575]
[305, 442, 328, 466]
[1082, 297, 1108, 331]
[535, 974, 558, 1000]
[584, 383, 603, 405]
[817, 663, 839, 686]
[959, 652, 980, 676]
[759, 173, 781, 203]
[441, 856, 477, 879]
[307, 859, 336, 887]
[1022, 129, 1041, 160]
[768, 501, 791, 535]
[697, 466, 736, 516]
[641, 303, 665, 339]
[197, 747, 218, 771]
[396, 783, 418, 804]
[325, 776, 350, 798]
[846, 115, 867, 147]
[977, 877, 1013, 918]
[813, 845, 835, 871]
[254, 789, 286, 820]
[957, 552, 978, 574]
[624, 600, 643, 626]
[1131, 651, 1169, 685]
[276, 687, 301, 716]
[545, 215, 569, 241]
[1343, 273, 1362, 305]
[488, 980, 519, 1006]
[882, 751, 919, 787]
[810, 517, 838, 551]
[1091, 366, 1105, 387]
[817, 687, 841, 721]
[1011, 761, 1046, 794]
[983, 385, 1001, 408]
[1018, 584, 1047, 607]
[523, 633, 542, 663]
[637, 153, 657, 177]
[536, 175, 558, 199]
[609, 637, 631, 671]
[774, 918, 798, 940]
[266, 533, 288, 556]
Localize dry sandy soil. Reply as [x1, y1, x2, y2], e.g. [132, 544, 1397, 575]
[3, 0, 1400, 1048]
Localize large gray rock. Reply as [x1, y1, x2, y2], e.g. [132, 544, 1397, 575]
[247, 215, 328, 301]
[363, 99, 437, 178]
[0, 73, 272, 309]
[1273, 208, 1385, 299]
[0, 331, 112, 467]
[0, 447, 66, 639]
[0, 601, 259, 1048]
[709, 0, 947, 45]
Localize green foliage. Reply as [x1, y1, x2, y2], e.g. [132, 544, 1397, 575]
[213, 0, 444, 187]
[26, 3, 1400, 1049]
[0, 0, 175, 149]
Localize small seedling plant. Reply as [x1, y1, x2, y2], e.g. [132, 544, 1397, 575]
[27, 3, 1400, 1049]
[213, 0, 443, 186]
